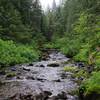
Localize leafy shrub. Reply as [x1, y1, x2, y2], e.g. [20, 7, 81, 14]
[44, 42, 55, 49]
[95, 52, 100, 70]
[46, 37, 81, 57]
[83, 71, 100, 95]
[0, 39, 39, 67]
[74, 44, 90, 62]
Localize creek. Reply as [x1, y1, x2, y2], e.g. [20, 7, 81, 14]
[0, 50, 80, 100]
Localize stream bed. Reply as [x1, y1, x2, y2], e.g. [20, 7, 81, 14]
[0, 50, 79, 100]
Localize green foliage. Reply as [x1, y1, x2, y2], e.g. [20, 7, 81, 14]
[95, 52, 100, 70]
[64, 66, 77, 72]
[74, 70, 88, 79]
[0, 0, 45, 43]
[0, 39, 39, 67]
[44, 42, 55, 49]
[74, 44, 90, 62]
[83, 71, 100, 95]
[48, 37, 80, 57]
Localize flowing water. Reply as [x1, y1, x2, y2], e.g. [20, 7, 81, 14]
[0, 50, 79, 100]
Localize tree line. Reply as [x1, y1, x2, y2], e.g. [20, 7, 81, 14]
[0, 0, 45, 43]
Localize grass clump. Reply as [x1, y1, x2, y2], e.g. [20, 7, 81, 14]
[64, 66, 77, 72]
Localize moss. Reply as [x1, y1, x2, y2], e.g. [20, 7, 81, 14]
[64, 66, 77, 72]
[6, 72, 16, 78]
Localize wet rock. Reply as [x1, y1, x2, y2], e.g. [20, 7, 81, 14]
[28, 63, 34, 66]
[61, 73, 67, 79]
[34, 65, 39, 67]
[54, 79, 61, 82]
[42, 91, 52, 100]
[6, 73, 16, 78]
[87, 65, 94, 73]
[50, 92, 67, 100]
[10, 67, 16, 71]
[9, 93, 34, 100]
[47, 63, 59, 67]
[23, 67, 30, 71]
[40, 64, 45, 67]
[32, 71, 38, 74]
[78, 77, 84, 81]
[16, 76, 24, 80]
[20, 93, 34, 100]
[17, 72, 22, 75]
[36, 78, 46, 82]
[61, 72, 73, 79]
[0, 71, 6, 75]
[76, 62, 85, 68]
[0, 81, 4, 85]
[35, 64, 45, 67]
[26, 76, 35, 80]
[43, 91, 52, 96]
[41, 53, 49, 60]
[75, 70, 79, 73]
[56, 92, 67, 99]
[67, 95, 79, 100]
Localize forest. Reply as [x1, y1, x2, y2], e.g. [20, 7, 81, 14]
[0, 0, 100, 100]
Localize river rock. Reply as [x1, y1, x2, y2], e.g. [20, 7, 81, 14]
[16, 76, 24, 80]
[56, 91, 67, 99]
[47, 63, 59, 67]
[77, 62, 85, 68]
[26, 76, 35, 80]
[54, 79, 61, 82]
[28, 63, 34, 66]
[23, 67, 30, 71]
[0, 71, 6, 75]
[40, 64, 45, 67]
[10, 67, 16, 71]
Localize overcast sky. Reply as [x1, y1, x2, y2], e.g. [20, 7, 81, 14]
[40, 0, 60, 10]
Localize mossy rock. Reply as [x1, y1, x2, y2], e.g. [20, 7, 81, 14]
[47, 63, 60, 67]
[64, 66, 77, 72]
[73, 70, 88, 79]
[6, 72, 16, 78]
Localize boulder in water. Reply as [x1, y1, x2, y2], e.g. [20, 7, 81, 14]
[23, 67, 30, 71]
[0, 71, 6, 75]
[28, 63, 34, 66]
[10, 67, 16, 71]
[40, 64, 45, 67]
[47, 63, 59, 67]
[26, 76, 35, 80]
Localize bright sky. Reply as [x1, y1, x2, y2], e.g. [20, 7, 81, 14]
[40, 0, 60, 10]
